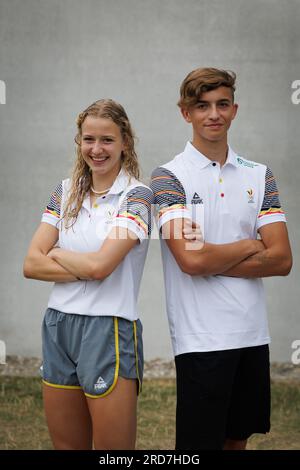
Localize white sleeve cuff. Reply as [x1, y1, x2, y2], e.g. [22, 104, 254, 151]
[111, 217, 148, 243]
[41, 213, 60, 228]
[158, 208, 191, 230]
[257, 213, 286, 230]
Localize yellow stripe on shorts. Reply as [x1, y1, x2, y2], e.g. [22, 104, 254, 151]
[133, 320, 142, 395]
[42, 380, 82, 390]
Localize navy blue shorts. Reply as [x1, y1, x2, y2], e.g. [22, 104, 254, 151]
[175, 344, 271, 450]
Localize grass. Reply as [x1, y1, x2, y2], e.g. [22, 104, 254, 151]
[0, 377, 299, 450]
[0, 377, 51, 450]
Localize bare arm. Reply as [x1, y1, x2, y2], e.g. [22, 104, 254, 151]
[23, 222, 78, 282]
[221, 222, 292, 278]
[164, 218, 264, 276]
[48, 226, 138, 280]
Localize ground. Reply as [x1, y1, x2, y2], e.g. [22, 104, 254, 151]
[1, 356, 300, 383]
[1, 356, 300, 450]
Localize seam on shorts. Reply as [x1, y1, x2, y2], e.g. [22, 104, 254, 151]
[84, 316, 120, 399]
[133, 320, 142, 395]
[42, 380, 82, 390]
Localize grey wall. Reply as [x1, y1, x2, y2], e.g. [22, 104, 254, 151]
[0, 0, 299, 361]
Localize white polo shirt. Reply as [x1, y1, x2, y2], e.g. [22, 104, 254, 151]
[41, 168, 153, 320]
[151, 141, 286, 356]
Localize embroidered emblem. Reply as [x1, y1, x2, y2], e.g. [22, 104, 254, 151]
[247, 189, 255, 203]
[237, 157, 258, 168]
[104, 205, 116, 224]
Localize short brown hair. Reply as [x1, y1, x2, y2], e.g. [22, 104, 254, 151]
[178, 67, 236, 109]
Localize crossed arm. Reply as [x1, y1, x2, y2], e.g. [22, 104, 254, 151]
[23, 222, 138, 282]
[221, 222, 292, 277]
[23, 223, 78, 282]
[47, 226, 138, 280]
[164, 219, 292, 278]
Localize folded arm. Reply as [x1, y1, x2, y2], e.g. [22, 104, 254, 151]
[221, 222, 292, 277]
[48, 227, 139, 280]
[164, 218, 264, 276]
[23, 223, 78, 282]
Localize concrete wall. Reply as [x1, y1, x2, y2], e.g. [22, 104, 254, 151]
[0, 0, 299, 361]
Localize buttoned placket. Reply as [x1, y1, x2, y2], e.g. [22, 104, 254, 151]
[211, 161, 224, 198]
[87, 194, 109, 220]
[81, 193, 111, 293]
[210, 162, 230, 219]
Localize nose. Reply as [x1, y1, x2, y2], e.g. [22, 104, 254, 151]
[91, 141, 104, 155]
[208, 104, 220, 120]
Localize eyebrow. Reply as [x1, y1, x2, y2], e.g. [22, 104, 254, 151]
[197, 99, 231, 104]
[82, 134, 115, 138]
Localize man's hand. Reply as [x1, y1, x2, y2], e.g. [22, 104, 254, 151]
[250, 239, 266, 254]
[182, 221, 265, 255]
[182, 220, 204, 251]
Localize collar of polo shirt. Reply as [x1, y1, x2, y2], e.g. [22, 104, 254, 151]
[108, 167, 132, 195]
[183, 141, 239, 169]
[81, 167, 131, 212]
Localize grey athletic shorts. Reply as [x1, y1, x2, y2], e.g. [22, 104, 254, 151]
[41, 308, 143, 398]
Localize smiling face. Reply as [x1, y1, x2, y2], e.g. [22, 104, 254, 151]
[80, 116, 124, 181]
[181, 86, 238, 146]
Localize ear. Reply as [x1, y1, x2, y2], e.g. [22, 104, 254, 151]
[74, 133, 81, 145]
[121, 135, 127, 153]
[181, 107, 192, 123]
[231, 103, 238, 120]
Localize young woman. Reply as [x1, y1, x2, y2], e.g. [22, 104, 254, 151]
[24, 99, 153, 450]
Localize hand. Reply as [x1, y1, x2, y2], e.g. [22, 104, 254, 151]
[183, 220, 204, 251]
[183, 219, 203, 240]
[252, 239, 266, 253]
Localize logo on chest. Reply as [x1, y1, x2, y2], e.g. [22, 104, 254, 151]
[191, 192, 203, 204]
[247, 189, 255, 203]
[104, 205, 116, 223]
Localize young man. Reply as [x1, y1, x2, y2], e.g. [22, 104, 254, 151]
[151, 68, 292, 450]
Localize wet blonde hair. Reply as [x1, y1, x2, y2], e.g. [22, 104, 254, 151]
[178, 67, 236, 109]
[63, 99, 139, 228]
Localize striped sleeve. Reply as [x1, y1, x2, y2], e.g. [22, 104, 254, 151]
[150, 166, 190, 229]
[257, 167, 286, 229]
[112, 185, 154, 242]
[41, 182, 63, 227]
